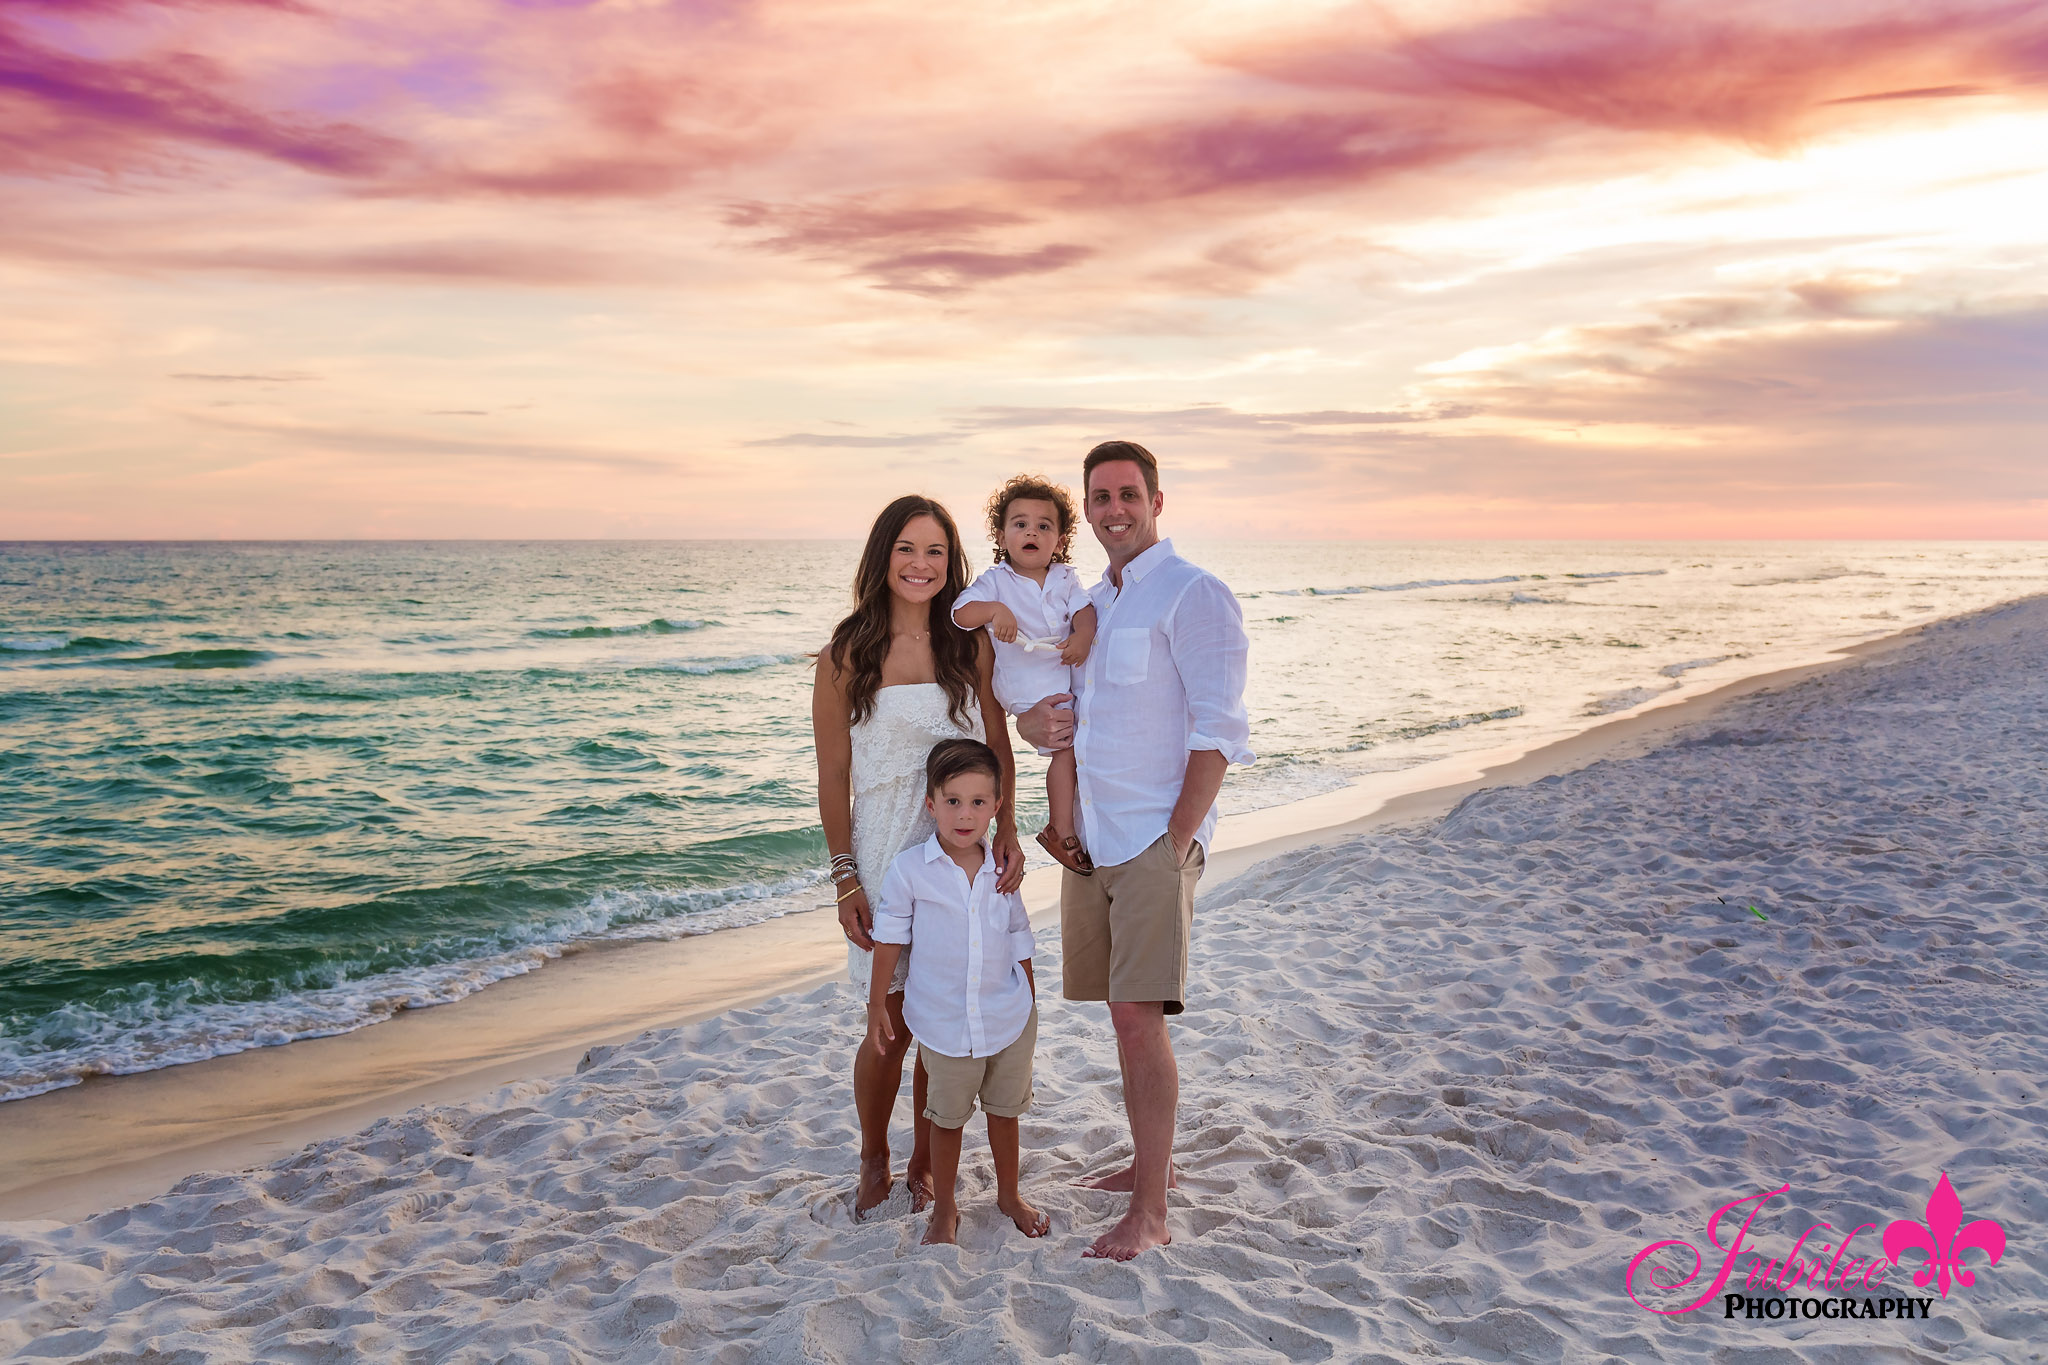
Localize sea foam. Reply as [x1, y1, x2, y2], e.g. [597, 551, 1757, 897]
[0, 873, 826, 1103]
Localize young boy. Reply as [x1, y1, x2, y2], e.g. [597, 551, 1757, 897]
[866, 737, 1051, 1245]
[952, 475, 1098, 875]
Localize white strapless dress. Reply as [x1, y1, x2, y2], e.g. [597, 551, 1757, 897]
[847, 682, 985, 995]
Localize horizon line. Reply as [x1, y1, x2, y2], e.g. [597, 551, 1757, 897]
[5, 536, 2046, 546]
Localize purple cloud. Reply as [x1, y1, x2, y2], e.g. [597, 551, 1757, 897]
[0, 20, 405, 178]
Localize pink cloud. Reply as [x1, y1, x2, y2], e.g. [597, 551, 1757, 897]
[860, 243, 1092, 296]
[389, 63, 786, 199]
[926, 299, 2048, 528]
[744, 431, 958, 448]
[0, 223, 626, 284]
[2, 1, 794, 196]
[183, 410, 684, 473]
[724, 199, 1029, 254]
[7, 0, 310, 16]
[1012, 107, 1474, 205]
[0, 18, 404, 178]
[724, 197, 1088, 293]
[726, 2, 2047, 300]
[1227, 0, 2048, 148]
[956, 405, 1467, 432]
[1421, 282, 2048, 437]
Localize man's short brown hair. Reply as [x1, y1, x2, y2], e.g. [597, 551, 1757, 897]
[1082, 440, 1159, 498]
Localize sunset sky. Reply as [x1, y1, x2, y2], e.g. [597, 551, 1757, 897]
[4, 0, 2046, 539]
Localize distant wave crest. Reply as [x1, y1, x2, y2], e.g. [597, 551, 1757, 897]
[1659, 655, 1735, 678]
[0, 635, 142, 655]
[1584, 684, 1677, 716]
[1348, 705, 1524, 750]
[1262, 568, 1667, 598]
[648, 653, 802, 675]
[115, 648, 271, 670]
[529, 618, 709, 639]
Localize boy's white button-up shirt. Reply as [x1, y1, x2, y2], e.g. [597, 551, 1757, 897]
[1073, 538, 1255, 868]
[870, 836, 1036, 1059]
[952, 560, 1092, 714]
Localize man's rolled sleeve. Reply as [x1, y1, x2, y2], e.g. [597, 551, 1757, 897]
[1004, 891, 1035, 963]
[1171, 576, 1255, 766]
[1057, 572, 1094, 623]
[869, 859, 915, 946]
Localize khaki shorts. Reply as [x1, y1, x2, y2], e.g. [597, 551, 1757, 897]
[920, 1006, 1037, 1129]
[1060, 833, 1204, 1015]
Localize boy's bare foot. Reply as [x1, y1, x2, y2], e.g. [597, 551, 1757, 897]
[854, 1156, 893, 1218]
[1078, 1159, 1178, 1192]
[1083, 1207, 1171, 1261]
[921, 1204, 961, 1245]
[906, 1168, 935, 1213]
[998, 1193, 1051, 1238]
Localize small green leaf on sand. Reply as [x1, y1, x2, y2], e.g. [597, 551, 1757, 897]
[1749, 905, 1768, 922]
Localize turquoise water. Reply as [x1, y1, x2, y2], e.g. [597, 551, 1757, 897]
[4, 539, 2046, 1100]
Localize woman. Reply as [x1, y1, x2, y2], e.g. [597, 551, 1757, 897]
[813, 495, 1024, 1218]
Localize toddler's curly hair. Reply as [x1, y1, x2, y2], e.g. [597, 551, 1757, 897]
[984, 474, 1077, 565]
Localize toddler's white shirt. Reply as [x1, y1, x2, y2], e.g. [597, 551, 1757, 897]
[953, 560, 1091, 715]
[870, 835, 1036, 1060]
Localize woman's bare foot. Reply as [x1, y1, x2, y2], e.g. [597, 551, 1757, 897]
[998, 1193, 1051, 1238]
[1078, 1159, 1178, 1192]
[855, 1155, 893, 1218]
[906, 1168, 936, 1213]
[1083, 1207, 1171, 1261]
[921, 1203, 961, 1245]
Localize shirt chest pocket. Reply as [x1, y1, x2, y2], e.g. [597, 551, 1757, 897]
[1106, 628, 1150, 685]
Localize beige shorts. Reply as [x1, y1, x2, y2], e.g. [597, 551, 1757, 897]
[919, 1006, 1037, 1129]
[1060, 832, 1204, 1015]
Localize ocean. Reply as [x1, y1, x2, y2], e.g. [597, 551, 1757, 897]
[4, 539, 2045, 1103]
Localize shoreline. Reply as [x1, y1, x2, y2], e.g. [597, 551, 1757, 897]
[0, 610, 1956, 1225]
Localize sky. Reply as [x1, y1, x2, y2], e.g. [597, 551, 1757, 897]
[3, 0, 2046, 539]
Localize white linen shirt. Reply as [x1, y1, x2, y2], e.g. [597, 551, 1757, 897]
[1073, 538, 1254, 868]
[953, 560, 1093, 715]
[870, 835, 1037, 1059]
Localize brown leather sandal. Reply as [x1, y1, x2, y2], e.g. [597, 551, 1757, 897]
[1036, 825, 1095, 876]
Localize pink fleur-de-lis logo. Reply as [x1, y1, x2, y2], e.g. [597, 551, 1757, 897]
[1884, 1172, 2006, 1297]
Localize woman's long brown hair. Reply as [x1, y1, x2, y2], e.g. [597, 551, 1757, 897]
[827, 495, 978, 727]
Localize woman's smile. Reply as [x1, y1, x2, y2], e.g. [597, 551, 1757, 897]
[890, 513, 950, 601]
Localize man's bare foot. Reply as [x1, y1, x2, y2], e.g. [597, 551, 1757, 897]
[906, 1168, 935, 1214]
[1078, 1160, 1178, 1192]
[921, 1204, 961, 1245]
[998, 1192, 1051, 1238]
[854, 1156, 893, 1218]
[1082, 1207, 1171, 1261]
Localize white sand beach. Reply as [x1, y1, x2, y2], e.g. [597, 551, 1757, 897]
[3, 598, 2044, 1362]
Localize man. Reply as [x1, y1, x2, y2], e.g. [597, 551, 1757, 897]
[1015, 439, 1254, 1260]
